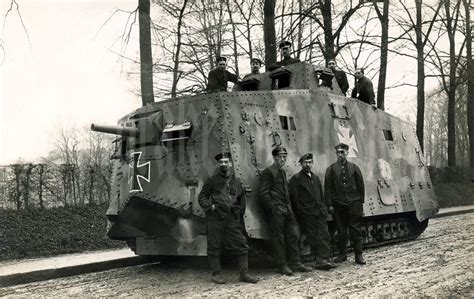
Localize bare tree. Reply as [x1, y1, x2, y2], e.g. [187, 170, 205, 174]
[396, 0, 442, 152]
[10, 164, 23, 210]
[264, 0, 277, 69]
[373, 0, 389, 110]
[427, 0, 466, 166]
[463, 0, 474, 166]
[1, 0, 31, 65]
[139, 0, 155, 105]
[22, 163, 35, 209]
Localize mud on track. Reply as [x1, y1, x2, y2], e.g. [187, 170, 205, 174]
[1, 213, 473, 297]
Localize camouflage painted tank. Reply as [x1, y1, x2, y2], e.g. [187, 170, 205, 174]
[92, 62, 439, 257]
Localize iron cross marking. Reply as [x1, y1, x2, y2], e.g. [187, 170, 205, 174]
[128, 152, 151, 192]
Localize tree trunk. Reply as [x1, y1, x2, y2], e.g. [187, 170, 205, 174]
[23, 164, 35, 210]
[89, 168, 94, 205]
[464, 0, 474, 167]
[226, 0, 239, 76]
[415, 0, 425, 152]
[12, 165, 22, 210]
[139, 0, 155, 106]
[444, 0, 457, 166]
[320, 0, 334, 60]
[375, 0, 389, 111]
[264, 0, 276, 70]
[38, 164, 45, 210]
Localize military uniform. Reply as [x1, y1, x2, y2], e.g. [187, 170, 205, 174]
[268, 57, 301, 71]
[289, 170, 332, 266]
[351, 76, 375, 105]
[206, 68, 239, 92]
[198, 155, 258, 284]
[259, 163, 305, 271]
[324, 156, 365, 262]
[333, 69, 349, 95]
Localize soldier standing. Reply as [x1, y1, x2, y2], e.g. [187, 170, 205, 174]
[289, 153, 335, 270]
[351, 68, 376, 107]
[327, 59, 349, 96]
[206, 57, 240, 93]
[258, 146, 313, 275]
[268, 41, 301, 71]
[198, 152, 259, 284]
[324, 143, 366, 265]
[243, 58, 263, 79]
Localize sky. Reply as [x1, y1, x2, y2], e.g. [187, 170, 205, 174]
[0, 0, 140, 164]
[0, 0, 441, 165]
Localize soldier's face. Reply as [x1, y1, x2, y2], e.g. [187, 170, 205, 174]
[328, 60, 336, 70]
[336, 150, 348, 162]
[300, 159, 313, 173]
[251, 61, 261, 72]
[281, 46, 291, 58]
[217, 61, 226, 70]
[218, 158, 232, 174]
[355, 69, 363, 80]
[274, 153, 287, 168]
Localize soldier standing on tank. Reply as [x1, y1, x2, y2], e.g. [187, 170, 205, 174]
[327, 59, 349, 96]
[351, 68, 376, 107]
[289, 153, 336, 270]
[206, 57, 240, 93]
[243, 58, 263, 79]
[198, 152, 259, 284]
[324, 143, 366, 265]
[258, 146, 313, 275]
[268, 41, 301, 71]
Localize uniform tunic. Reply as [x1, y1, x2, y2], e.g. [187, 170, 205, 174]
[289, 170, 331, 261]
[268, 57, 301, 71]
[333, 69, 349, 95]
[324, 160, 365, 255]
[258, 164, 301, 265]
[351, 76, 375, 105]
[198, 172, 248, 256]
[206, 68, 239, 92]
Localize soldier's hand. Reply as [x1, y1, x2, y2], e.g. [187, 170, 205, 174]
[327, 206, 334, 214]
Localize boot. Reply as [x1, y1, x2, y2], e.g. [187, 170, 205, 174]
[355, 254, 366, 265]
[292, 261, 313, 272]
[353, 240, 366, 265]
[314, 259, 336, 271]
[278, 264, 293, 275]
[238, 255, 259, 283]
[209, 256, 225, 284]
[333, 254, 347, 263]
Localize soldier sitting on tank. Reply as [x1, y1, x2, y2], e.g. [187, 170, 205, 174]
[327, 59, 349, 96]
[243, 58, 263, 79]
[268, 41, 301, 71]
[324, 143, 366, 265]
[289, 153, 336, 271]
[206, 56, 241, 93]
[198, 152, 259, 284]
[258, 146, 313, 275]
[351, 68, 376, 108]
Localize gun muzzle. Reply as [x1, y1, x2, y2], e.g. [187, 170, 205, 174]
[91, 124, 140, 138]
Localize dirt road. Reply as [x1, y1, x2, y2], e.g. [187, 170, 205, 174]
[1, 213, 473, 297]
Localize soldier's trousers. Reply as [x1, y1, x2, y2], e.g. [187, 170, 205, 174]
[298, 214, 331, 261]
[269, 211, 301, 266]
[333, 201, 364, 255]
[207, 213, 249, 257]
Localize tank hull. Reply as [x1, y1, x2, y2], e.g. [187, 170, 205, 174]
[104, 63, 438, 256]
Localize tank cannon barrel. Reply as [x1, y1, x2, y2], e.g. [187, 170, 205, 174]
[91, 124, 140, 138]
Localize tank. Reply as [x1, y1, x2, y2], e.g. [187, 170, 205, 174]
[92, 62, 439, 257]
